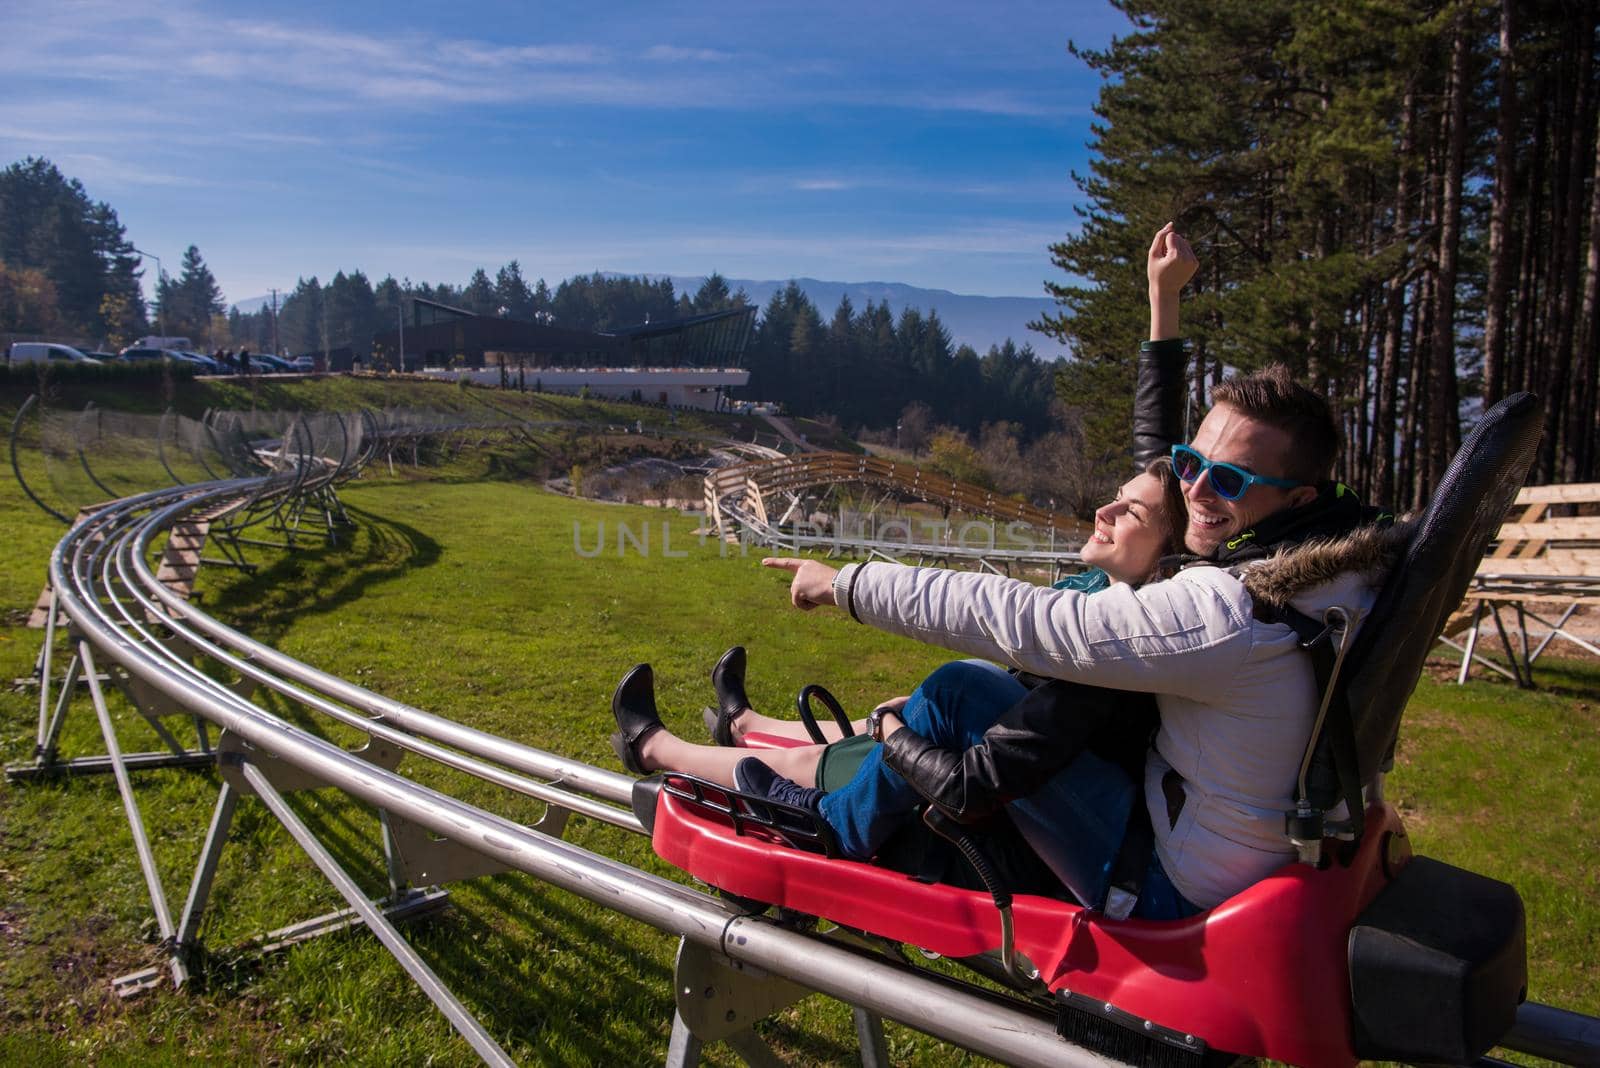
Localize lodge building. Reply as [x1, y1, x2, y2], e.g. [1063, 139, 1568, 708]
[364, 299, 755, 411]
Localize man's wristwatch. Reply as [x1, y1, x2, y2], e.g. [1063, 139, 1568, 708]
[866, 706, 893, 743]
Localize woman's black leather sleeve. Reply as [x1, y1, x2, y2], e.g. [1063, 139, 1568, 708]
[1133, 338, 1187, 468]
[878, 680, 1107, 824]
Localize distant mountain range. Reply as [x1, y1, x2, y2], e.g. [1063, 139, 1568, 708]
[669, 276, 1065, 358]
[232, 277, 1067, 358]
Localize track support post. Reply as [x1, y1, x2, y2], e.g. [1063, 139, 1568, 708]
[666, 937, 891, 1067]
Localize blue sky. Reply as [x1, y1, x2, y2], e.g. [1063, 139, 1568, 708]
[1, 1, 1127, 307]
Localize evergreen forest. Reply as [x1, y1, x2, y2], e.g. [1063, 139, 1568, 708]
[227, 270, 1058, 442]
[1043, 0, 1600, 504]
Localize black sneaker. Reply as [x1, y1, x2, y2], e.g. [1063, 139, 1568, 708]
[731, 757, 837, 854]
[733, 757, 826, 815]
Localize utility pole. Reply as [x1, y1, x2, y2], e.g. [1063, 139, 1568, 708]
[132, 247, 164, 336]
[269, 288, 280, 356]
[397, 299, 406, 373]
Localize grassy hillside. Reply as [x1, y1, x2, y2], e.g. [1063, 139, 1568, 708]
[0, 434, 1594, 1063]
[0, 371, 862, 453]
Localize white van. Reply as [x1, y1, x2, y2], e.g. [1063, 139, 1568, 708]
[7, 342, 101, 365]
[134, 335, 193, 351]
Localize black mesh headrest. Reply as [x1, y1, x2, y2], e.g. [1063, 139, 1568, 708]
[1339, 393, 1543, 780]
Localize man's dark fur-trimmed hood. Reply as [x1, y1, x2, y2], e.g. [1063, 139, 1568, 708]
[1239, 518, 1416, 609]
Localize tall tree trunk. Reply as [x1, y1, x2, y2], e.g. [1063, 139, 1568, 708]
[1373, 88, 1416, 507]
[1576, 104, 1600, 480]
[1402, 270, 1433, 510]
[1427, 20, 1470, 496]
[1482, 0, 1519, 406]
[1541, 12, 1595, 481]
[1560, 4, 1599, 480]
[1513, 97, 1548, 398]
[1353, 291, 1376, 496]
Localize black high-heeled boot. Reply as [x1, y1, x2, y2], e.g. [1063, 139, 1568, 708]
[704, 646, 750, 747]
[609, 663, 664, 774]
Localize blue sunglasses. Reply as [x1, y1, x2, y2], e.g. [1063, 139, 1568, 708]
[1170, 444, 1301, 500]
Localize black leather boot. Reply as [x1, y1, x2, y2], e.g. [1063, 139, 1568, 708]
[706, 646, 751, 746]
[609, 663, 664, 774]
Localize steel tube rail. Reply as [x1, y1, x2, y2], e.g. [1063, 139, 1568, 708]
[75, 471, 624, 827]
[104, 531, 638, 832]
[120, 495, 638, 811]
[1505, 1002, 1600, 1065]
[48, 480, 1112, 1068]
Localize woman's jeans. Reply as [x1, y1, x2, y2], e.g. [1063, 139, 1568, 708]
[817, 660, 1197, 920]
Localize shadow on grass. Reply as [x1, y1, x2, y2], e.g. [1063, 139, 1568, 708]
[423, 885, 674, 1059]
[203, 504, 441, 645]
[178, 860, 754, 1064]
[439, 870, 865, 1064]
[1426, 650, 1600, 702]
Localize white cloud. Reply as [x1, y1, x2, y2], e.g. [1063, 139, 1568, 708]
[0, 2, 1070, 122]
[436, 41, 609, 67]
[55, 152, 211, 188]
[730, 171, 1072, 202]
[0, 5, 697, 116]
[375, 223, 1056, 279]
[644, 45, 737, 63]
[856, 88, 1082, 118]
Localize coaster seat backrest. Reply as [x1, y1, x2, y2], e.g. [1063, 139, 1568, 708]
[1324, 392, 1543, 796]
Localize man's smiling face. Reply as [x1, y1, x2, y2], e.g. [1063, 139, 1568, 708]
[1180, 402, 1313, 556]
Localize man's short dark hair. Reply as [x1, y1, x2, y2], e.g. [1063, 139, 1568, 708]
[1210, 364, 1339, 484]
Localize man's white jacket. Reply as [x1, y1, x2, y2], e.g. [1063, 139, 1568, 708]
[831, 523, 1406, 909]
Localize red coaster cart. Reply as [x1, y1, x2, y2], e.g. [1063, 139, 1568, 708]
[631, 393, 1546, 1067]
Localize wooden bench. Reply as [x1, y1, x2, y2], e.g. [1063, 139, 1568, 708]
[1441, 482, 1600, 685]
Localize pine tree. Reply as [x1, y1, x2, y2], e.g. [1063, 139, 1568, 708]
[155, 245, 225, 344]
[1034, 0, 1600, 494]
[0, 156, 146, 339]
[494, 261, 535, 319]
[277, 277, 324, 355]
[325, 270, 378, 356]
[462, 268, 498, 316]
[692, 272, 735, 313]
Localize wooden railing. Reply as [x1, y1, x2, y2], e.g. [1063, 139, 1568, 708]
[704, 451, 1073, 543]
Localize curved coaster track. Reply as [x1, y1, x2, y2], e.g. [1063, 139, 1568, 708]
[5, 395, 1598, 1066]
[704, 451, 1088, 579]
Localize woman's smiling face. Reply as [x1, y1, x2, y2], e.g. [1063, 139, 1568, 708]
[1081, 471, 1172, 584]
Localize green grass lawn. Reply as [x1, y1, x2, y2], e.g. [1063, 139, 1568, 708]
[0, 447, 1595, 1064]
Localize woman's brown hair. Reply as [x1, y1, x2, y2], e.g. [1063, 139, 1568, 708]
[1144, 456, 1190, 579]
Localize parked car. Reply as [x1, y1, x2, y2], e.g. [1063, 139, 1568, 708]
[290, 355, 316, 372]
[7, 342, 101, 365]
[117, 346, 178, 362]
[83, 351, 119, 361]
[118, 346, 200, 371]
[174, 350, 222, 373]
[252, 353, 294, 373]
[238, 353, 280, 373]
